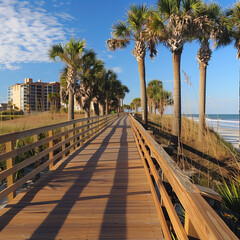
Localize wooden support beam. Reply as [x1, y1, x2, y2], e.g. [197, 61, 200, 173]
[48, 130, 54, 169]
[61, 127, 66, 157]
[6, 140, 15, 202]
[33, 134, 41, 180]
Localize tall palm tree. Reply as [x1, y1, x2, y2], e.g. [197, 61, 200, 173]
[107, 4, 157, 128]
[149, 0, 200, 146]
[194, 3, 222, 139]
[49, 37, 85, 120]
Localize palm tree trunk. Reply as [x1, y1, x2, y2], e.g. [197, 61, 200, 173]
[118, 98, 120, 113]
[153, 101, 156, 114]
[67, 66, 76, 121]
[149, 101, 152, 115]
[172, 51, 182, 146]
[100, 103, 104, 116]
[199, 62, 207, 140]
[137, 58, 148, 128]
[68, 91, 74, 120]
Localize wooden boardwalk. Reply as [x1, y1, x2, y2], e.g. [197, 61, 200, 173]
[0, 116, 163, 240]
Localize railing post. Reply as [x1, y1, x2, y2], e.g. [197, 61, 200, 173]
[6, 140, 15, 202]
[79, 121, 83, 146]
[70, 123, 75, 153]
[61, 127, 66, 158]
[76, 122, 80, 147]
[33, 134, 41, 180]
[48, 130, 54, 169]
[185, 212, 199, 239]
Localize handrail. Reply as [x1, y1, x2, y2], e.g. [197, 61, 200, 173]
[0, 114, 118, 202]
[129, 114, 238, 240]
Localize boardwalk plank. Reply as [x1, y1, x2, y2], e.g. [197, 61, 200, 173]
[0, 116, 164, 240]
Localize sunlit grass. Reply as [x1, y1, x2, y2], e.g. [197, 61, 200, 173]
[0, 112, 85, 134]
[148, 114, 240, 186]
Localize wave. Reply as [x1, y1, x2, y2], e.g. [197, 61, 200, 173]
[205, 118, 238, 124]
[189, 116, 239, 130]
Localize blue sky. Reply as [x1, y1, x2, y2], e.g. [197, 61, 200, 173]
[0, 0, 238, 114]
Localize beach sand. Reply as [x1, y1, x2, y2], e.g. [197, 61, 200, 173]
[214, 127, 239, 149]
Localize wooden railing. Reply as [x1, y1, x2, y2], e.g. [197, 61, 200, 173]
[129, 114, 238, 240]
[0, 114, 118, 203]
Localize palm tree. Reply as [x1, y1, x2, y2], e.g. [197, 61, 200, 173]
[149, 0, 200, 146]
[130, 102, 135, 111]
[104, 70, 119, 114]
[132, 98, 141, 113]
[75, 50, 104, 117]
[107, 4, 157, 128]
[147, 80, 163, 114]
[194, 3, 222, 139]
[47, 92, 60, 113]
[123, 104, 131, 112]
[117, 84, 129, 113]
[49, 37, 85, 120]
[156, 90, 173, 117]
[147, 79, 172, 116]
[59, 67, 68, 109]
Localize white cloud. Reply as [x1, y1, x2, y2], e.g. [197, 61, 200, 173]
[54, 12, 75, 21]
[0, 0, 67, 70]
[111, 67, 122, 73]
[53, 1, 64, 8]
[107, 54, 114, 59]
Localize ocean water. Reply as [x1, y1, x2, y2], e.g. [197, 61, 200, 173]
[186, 114, 239, 149]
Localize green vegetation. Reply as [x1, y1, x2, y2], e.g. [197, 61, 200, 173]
[132, 98, 141, 113]
[107, 4, 154, 127]
[49, 37, 85, 120]
[147, 80, 172, 117]
[51, 39, 129, 119]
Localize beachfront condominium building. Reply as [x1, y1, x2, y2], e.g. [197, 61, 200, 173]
[8, 78, 60, 113]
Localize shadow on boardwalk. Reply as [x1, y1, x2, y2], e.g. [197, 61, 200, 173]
[29, 117, 123, 239]
[99, 117, 128, 239]
[0, 117, 122, 238]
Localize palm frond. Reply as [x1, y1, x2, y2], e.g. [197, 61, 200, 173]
[112, 21, 131, 39]
[182, 0, 201, 15]
[157, 0, 178, 18]
[106, 38, 130, 51]
[49, 44, 64, 61]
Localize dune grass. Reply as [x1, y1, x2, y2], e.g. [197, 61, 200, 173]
[0, 112, 85, 135]
[148, 114, 240, 187]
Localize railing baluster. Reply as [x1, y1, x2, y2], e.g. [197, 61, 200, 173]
[34, 134, 41, 180]
[70, 124, 75, 153]
[6, 140, 15, 202]
[61, 127, 66, 157]
[79, 121, 83, 146]
[48, 130, 54, 169]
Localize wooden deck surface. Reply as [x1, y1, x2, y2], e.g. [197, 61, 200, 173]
[0, 116, 164, 240]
